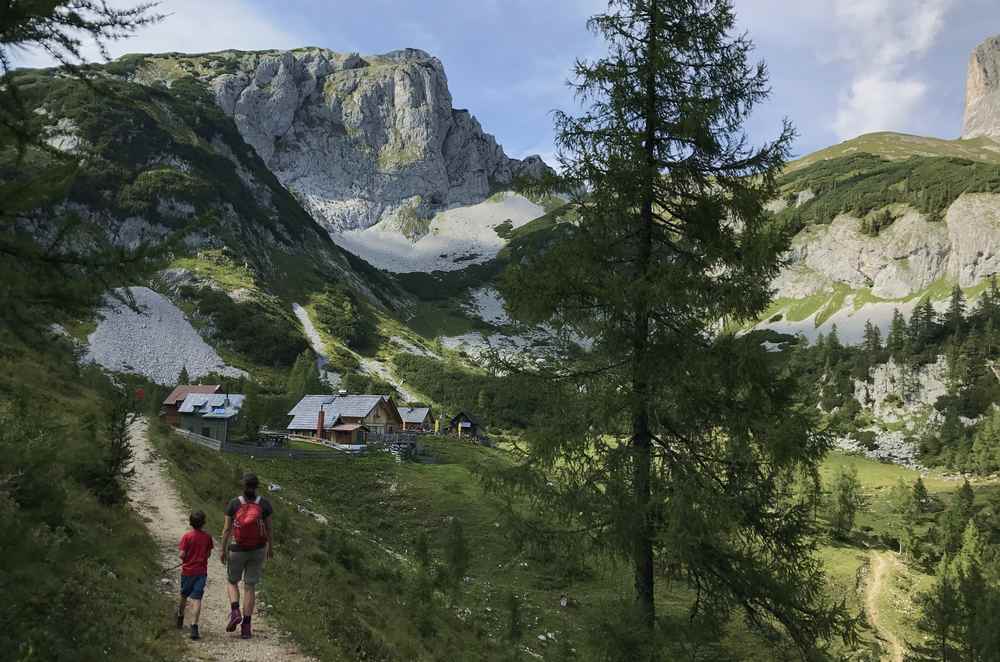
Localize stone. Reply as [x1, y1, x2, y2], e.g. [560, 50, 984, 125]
[146, 48, 553, 236]
[963, 35, 1000, 140]
[772, 194, 1000, 301]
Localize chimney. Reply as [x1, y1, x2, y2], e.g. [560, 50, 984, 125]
[317, 406, 325, 439]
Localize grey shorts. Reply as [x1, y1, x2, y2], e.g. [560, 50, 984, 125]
[227, 547, 266, 585]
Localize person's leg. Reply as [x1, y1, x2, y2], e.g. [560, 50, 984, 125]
[239, 549, 265, 638]
[226, 552, 247, 631]
[176, 594, 187, 628]
[189, 598, 202, 624]
[243, 583, 256, 620]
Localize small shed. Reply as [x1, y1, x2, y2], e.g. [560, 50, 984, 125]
[400, 406, 434, 432]
[162, 384, 221, 427]
[178, 393, 244, 443]
[448, 412, 480, 439]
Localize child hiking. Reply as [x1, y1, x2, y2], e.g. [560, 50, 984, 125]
[220, 472, 273, 640]
[177, 510, 214, 640]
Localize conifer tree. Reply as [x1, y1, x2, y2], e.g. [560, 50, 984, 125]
[862, 321, 882, 355]
[912, 477, 930, 515]
[177, 365, 191, 386]
[496, 0, 850, 649]
[943, 285, 966, 339]
[886, 309, 909, 358]
[827, 465, 866, 540]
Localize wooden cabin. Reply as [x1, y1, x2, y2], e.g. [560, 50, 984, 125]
[287, 394, 402, 444]
[400, 406, 435, 432]
[161, 384, 221, 427]
[448, 412, 480, 439]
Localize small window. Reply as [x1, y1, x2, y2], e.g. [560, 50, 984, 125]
[201, 427, 211, 438]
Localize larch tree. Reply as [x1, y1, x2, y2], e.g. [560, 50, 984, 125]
[493, 0, 851, 653]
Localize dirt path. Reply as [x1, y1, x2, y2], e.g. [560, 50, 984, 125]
[866, 551, 906, 662]
[128, 418, 315, 662]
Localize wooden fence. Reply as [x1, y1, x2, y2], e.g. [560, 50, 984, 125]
[174, 428, 223, 451]
[173, 428, 421, 461]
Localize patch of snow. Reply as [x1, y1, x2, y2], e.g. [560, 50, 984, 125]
[332, 192, 544, 273]
[84, 286, 246, 385]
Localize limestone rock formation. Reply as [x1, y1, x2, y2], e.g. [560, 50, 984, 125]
[772, 194, 1000, 301]
[962, 35, 1000, 140]
[138, 48, 550, 235]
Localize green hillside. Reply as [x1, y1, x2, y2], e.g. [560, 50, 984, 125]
[152, 416, 986, 661]
[787, 132, 1000, 171]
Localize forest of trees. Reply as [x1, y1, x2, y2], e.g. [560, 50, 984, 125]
[786, 280, 1000, 472]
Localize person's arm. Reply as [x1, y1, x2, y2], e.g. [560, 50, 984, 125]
[178, 536, 187, 562]
[264, 516, 273, 559]
[220, 515, 233, 564]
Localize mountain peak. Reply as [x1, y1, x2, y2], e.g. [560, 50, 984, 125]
[962, 34, 1000, 140]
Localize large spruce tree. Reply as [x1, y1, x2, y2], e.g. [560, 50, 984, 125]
[495, 0, 851, 652]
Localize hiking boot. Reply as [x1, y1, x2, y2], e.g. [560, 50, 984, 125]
[190, 624, 200, 641]
[240, 618, 252, 640]
[175, 608, 184, 629]
[225, 608, 242, 632]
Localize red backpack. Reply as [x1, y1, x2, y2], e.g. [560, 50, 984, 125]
[233, 496, 267, 548]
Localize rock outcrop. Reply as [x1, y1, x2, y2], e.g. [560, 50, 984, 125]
[137, 48, 549, 234]
[773, 194, 1000, 300]
[963, 35, 1000, 140]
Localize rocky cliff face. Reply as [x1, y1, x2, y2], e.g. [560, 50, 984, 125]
[136, 48, 548, 234]
[963, 35, 1000, 140]
[773, 193, 1000, 300]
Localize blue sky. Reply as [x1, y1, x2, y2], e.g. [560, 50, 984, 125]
[14, 0, 1000, 164]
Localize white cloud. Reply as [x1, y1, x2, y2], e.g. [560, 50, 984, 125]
[833, 75, 927, 139]
[827, 0, 954, 140]
[11, 0, 307, 69]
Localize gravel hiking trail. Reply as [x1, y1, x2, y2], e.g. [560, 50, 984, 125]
[128, 418, 316, 662]
[866, 551, 906, 662]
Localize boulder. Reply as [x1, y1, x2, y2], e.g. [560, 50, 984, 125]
[962, 35, 1000, 140]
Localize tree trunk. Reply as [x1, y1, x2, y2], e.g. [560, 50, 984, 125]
[630, 0, 659, 630]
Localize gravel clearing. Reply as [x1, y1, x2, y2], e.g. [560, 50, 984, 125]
[85, 286, 246, 385]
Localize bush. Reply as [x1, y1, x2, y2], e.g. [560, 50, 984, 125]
[313, 285, 379, 352]
[181, 286, 306, 367]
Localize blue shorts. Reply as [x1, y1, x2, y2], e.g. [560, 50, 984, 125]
[180, 574, 207, 600]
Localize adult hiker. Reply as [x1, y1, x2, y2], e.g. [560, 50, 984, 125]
[220, 472, 273, 639]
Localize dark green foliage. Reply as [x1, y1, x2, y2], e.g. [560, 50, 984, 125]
[444, 517, 470, 583]
[286, 350, 324, 399]
[177, 365, 191, 386]
[827, 465, 866, 539]
[81, 392, 137, 505]
[773, 153, 1000, 234]
[313, 285, 379, 352]
[493, 0, 851, 652]
[505, 591, 523, 642]
[0, 335, 176, 661]
[180, 286, 306, 367]
[393, 353, 542, 429]
[858, 208, 895, 237]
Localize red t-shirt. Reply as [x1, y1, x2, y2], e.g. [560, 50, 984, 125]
[178, 529, 214, 576]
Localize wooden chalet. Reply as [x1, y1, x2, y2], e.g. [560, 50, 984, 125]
[287, 394, 402, 444]
[161, 384, 221, 427]
[399, 406, 435, 432]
